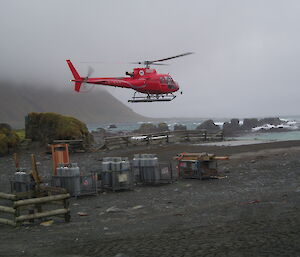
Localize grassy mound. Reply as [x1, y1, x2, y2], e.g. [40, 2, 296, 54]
[0, 123, 20, 156]
[25, 112, 93, 145]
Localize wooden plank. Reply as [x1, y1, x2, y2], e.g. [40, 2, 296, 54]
[15, 208, 69, 222]
[53, 140, 83, 143]
[40, 185, 67, 194]
[14, 194, 70, 208]
[15, 190, 35, 199]
[0, 192, 16, 200]
[0, 218, 16, 226]
[0, 206, 16, 214]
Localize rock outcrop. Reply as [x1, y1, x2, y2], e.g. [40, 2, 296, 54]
[223, 119, 240, 136]
[241, 118, 259, 130]
[240, 117, 283, 131]
[157, 123, 169, 132]
[258, 117, 282, 126]
[174, 124, 187, 131]
[196, 120, 220, 132]
[134, 122, 170, 134]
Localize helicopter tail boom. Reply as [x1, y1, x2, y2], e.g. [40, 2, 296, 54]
[66, 59, 84, 92]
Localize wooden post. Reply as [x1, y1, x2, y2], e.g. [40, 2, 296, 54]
[15, 206, 21, 226]
[31, 154, 41, 185]
[63, 198, 70, 222]
[31, 154, 43, 218]
[13, 153, 20, 171]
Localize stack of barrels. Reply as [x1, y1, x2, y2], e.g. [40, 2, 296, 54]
[133, 154, 161, 184]
[101, 157, 133, 191]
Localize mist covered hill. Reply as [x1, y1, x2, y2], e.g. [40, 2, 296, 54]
[0, 81, 147, 128]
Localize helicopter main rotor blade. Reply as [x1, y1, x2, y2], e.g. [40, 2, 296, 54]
[130, 62, 169, 66]
[150, 52, 194, 63]
[150, 63, 169, 66]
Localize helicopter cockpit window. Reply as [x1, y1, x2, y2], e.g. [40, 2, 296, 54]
[160, 77, 166, 83]
[166, 76, 176, 89]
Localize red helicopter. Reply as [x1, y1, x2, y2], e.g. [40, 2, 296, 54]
[66, 52, 193, 103]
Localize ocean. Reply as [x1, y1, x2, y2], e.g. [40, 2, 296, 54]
[87, 116, 300, 142]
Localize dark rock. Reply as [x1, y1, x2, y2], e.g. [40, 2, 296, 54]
[196, 120, 220, 132]
[134, 123, 157, 133]
[174, 124, 187, 131]
[96, 128, 106, 134]
[108, 124, 117, 129]
[134, 122, 169, 133]
[241, 118, 259, 130]
[258, 117, 282, 126]
[157, 122, 169, 132]
[223, 119, 240, 136]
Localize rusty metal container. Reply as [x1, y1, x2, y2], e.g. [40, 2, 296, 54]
[175, 153, 228, 179]
[51, 144, 70, 175]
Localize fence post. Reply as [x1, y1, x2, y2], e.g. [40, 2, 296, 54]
[63, 198, 70, 222]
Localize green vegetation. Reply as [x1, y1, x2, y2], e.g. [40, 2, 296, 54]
[0, 123, 20, 156]
[25, 112, 93, 144]
[14, 129, 25, 140]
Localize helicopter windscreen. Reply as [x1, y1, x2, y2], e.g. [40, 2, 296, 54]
[161, 76, 176, 89]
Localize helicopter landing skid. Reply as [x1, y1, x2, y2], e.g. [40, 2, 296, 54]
[128, 94, 176, 103]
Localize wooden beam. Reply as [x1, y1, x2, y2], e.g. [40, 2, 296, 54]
[0, 192, 16, 200]
[15, 208, 69, 222]
[0, 218, 16, 226]
[0, 206, 16, 214]
[40, 185, 67, 194]
[14, 194, 70, 208]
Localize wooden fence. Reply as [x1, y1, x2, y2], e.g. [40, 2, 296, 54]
[0, 187, 70, 227]
[103, 130, 224, 150]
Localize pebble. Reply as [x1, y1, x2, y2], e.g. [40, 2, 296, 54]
[132, 205, 144, 210]
[106, 206, 126, 213]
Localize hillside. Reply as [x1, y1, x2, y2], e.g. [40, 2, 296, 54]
[0, 81, 147, 128]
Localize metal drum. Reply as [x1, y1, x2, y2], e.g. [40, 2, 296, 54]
[12, 171, 33, 192]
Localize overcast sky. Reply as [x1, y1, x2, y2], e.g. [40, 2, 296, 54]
[1, 0, 300, 119]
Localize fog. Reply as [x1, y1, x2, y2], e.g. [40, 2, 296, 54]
[1, 0, 300, 118]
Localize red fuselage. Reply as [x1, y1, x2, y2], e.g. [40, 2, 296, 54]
[70, 66, 179, 94]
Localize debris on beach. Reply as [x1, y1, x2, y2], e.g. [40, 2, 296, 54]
[77, 212, 89, 216]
